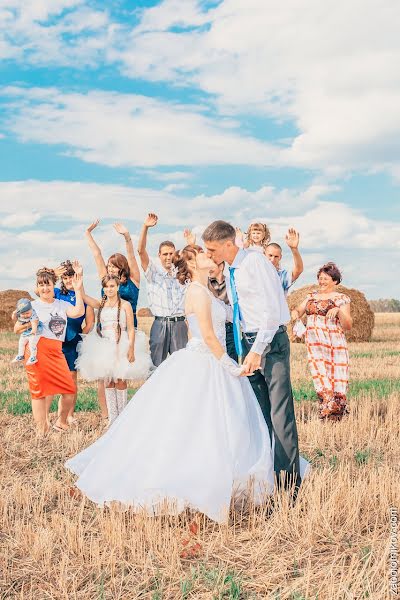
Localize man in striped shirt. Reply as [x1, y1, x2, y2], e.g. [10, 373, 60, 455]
[138, 213, 188, 367]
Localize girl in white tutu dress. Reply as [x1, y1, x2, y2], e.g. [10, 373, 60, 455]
[67, 247, 308, 523]
[77, 274, 152, 423]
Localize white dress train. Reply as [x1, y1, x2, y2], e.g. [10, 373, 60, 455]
[66, 285, 305, 523]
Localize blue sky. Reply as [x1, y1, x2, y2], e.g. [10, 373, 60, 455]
[0, 0, 399, 300]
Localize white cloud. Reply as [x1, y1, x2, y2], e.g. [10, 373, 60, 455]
[1, 1, 399, 177]
[0, 0, 113, 65]
[1, 86, 278, 168]
[142, 171, 193, 182]
[112, 0, 400, 177]
[163, 183, 188, 192]
[0, 179, 399, 299]
[2, 211, 41, 228]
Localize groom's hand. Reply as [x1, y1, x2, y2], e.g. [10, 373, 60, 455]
[242, 351, 261, 376]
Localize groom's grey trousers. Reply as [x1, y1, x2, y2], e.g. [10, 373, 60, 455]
[241, 326, 301, 487]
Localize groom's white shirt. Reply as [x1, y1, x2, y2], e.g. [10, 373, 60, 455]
[225, 249, 290, 355]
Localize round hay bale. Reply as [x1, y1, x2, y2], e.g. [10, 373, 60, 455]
[287, 284, 375, 342]
[0, 289, 33, 331]
[137, 307, 153, 318]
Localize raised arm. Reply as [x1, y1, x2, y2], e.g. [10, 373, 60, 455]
[85, 220, 107, 279]
[183, 229, 197, 246]
[235, 227, 245, 249]
[65, 263, 85, 318]
[81, 292, 101, 310]
[285, 228, 304, 282]
[114, 222, 140, 287]
[137, 213, 158, 272]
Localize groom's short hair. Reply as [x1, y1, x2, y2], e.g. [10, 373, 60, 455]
[202, 220, 236, 242]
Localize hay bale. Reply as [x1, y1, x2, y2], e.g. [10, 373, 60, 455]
[287, 284, 375, 342]
[137, 307, 153, 318]
[0, 289, 33, 331]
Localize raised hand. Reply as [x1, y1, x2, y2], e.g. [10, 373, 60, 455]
[183, 228, 196, 245]
[54, 265, 67, 279]
[72, 260, 83, 277]
[87, 219, 100, 233]
[72, 271, 83, 291]
[235, 227, 244, 241]
[285, 228, 300, 249]
[114, 222, 129, 237]
[144, 213, 158, 228]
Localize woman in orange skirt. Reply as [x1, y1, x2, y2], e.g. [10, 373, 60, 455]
[14, 263, 85, 435]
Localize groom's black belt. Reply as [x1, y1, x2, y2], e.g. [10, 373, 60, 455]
[155, 315, 186, 322]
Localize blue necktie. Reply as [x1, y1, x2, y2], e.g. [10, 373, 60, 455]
[229, 267, 243, 360]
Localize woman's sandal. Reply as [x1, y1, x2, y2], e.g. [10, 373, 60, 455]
[53, 423, 69, 433]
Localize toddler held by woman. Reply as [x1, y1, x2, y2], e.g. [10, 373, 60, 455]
[12, 298, 43, 366]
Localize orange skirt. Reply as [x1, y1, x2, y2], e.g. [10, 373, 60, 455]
[25, 337, 76, 400]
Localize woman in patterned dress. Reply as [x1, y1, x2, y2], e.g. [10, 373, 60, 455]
[292, 263, 353, 421]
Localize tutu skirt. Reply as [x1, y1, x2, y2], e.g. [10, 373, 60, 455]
[76, 329, 152, 382]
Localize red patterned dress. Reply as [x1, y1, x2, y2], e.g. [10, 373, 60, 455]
[305, 291, 351, 421]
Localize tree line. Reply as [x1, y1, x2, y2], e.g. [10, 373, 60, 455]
[369, 298, 400, 312]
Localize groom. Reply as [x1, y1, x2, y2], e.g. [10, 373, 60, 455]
[202, 220, 301, 489]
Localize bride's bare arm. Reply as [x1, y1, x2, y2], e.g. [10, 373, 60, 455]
[185, 285, 225, 360]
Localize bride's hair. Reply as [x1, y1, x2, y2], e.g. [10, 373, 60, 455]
[172, 245, 203, 285]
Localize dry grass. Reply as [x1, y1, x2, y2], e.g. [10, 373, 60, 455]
[0, 315, 399, 599]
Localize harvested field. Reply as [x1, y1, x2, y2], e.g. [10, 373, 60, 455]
[0, 314, 399, 599]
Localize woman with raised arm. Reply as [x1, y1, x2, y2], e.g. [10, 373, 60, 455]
[15, 262, 85, 435]
[65, 246, 293, 523]
[292, 262, 352, 421]
[85, 219, 141, 418]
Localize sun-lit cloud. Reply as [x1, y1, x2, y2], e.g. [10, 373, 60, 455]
[0, 179, 398, 300]
[1, 86, 279, 168]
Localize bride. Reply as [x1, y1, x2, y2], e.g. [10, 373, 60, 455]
[66, 246, 293, 523]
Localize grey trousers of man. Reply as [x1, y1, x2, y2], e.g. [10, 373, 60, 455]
[149, 318, 188, 367]
[242, 326, 301, 488]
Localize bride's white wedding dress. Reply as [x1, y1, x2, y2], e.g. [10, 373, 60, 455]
[66, 285, 289, 522]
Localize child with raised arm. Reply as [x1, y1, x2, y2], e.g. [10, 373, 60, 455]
[235, 222, 271, 254]
[77, 275, 152, 425]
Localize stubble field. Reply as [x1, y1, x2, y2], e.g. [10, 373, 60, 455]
[0, 314, 399, 599]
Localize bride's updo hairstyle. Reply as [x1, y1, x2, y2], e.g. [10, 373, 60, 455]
[172, 245, 203, 284]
